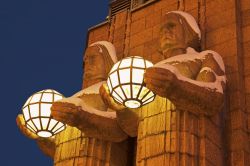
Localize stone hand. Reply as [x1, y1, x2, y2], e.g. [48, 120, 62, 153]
[99, 83, 126, 111]
[16, 114, 39, 140]
[51, 97, 128, 142]
[16, 114, 55, 158]
[144, 65, 224, 116]
[51, 98, 82, 127]
[144, 67, 177, 97]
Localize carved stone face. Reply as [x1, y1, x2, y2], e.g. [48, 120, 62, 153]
[84, 46, 106, 82]
[160, 13, 186, 52]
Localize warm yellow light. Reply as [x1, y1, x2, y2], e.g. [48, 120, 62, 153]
[22, 89, 66, 138]
[107, 56, 155, 108]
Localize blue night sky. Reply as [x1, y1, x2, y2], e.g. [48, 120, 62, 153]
[0, 0, 108, 165]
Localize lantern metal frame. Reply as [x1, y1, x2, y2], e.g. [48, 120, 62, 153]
[22, 89, 66, 138]
[107, 56, 155, 108]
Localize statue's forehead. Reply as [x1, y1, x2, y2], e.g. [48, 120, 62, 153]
[160, 14, 182, 30]
[164, 13, 180, 21]
[84, 46, 101, 59]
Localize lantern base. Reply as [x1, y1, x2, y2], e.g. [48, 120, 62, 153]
[37, 131, 53, 138]
[124, 100, 141, 109]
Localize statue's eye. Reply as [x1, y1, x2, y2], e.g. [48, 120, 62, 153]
[166, 22, 176, 29]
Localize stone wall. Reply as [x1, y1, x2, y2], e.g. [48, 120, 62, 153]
[54, 126, 113, 166]
[83, 0, 250, 165]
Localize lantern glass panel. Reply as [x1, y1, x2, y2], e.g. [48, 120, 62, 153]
[142, 91, 154, 102]
[122, 85, 131, 98]
[125, 100, 141, 108]
[110, 62, 120, 73]
[132, 68, 144, 83]
[132, 85, 141, 98]
[52, 123, 62, 132]
[138, 87, 149, 100]
[54, 126, 65, 134]
[54, 94, 63, 101]
[41, 93, 53, 102]
[119, 69, 131, 84]
[29, 104, 39, 118]
[30, 93, 42, 103]
[107, 78, 112, 91]
[110, 72, 119, 87]
[112, 91, 123, 103]
[33, 118, 41, 130]
[145, 61, 153, 68]
[114, 87, 126, 100]
[40, 103, 52, 117]
[37, 131, 52, 138]
[48, 119, 57, 130]
[27, 120, 36, 131]
[144, 96, 155, 105]
[23, 106, 30, 120]
[133, 58, 145, 68]
[41, 118, 49, 130]
[120, 58, 131, 68]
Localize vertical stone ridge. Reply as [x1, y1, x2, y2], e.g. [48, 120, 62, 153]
[124, 11, 131, 57]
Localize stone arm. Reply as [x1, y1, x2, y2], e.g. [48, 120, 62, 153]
[51, 97, 128, 142]
[16, 114, 55, 158]
[144, 52, 226, 116]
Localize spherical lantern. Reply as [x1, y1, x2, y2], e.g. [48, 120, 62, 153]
[22, 89, 66, 138]
[107, 56, 156, 109]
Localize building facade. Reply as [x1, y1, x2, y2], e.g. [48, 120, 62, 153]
[54, 0, 250, 165]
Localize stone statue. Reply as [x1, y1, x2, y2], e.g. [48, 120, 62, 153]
[17, 10, 226, 165]
[136, 11, 226, 165]
[51, 11, 226, 165]
[146, 11, 226, 115]
[17, 41, 131, 165]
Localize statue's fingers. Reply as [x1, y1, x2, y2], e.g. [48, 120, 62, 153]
[145, 69, 175, 82]
[99, 83, 105, 95]
[145, 67, 172, 76]
[16, 114, 39, 139]
[16, 114, 25, 127]
[16, 115, 29, 135]
[51, 110, 76, 126]
[51, 102, 81, 126]
[99, 83, 110, 95]
[146, 83, 167, 97]
[145, 77, 171, 89]
[51, 102, 78, 115]
[99, 84, 111, 105]
[102, 83, 110, 92]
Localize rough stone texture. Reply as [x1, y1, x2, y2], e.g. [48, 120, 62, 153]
[54, 124, 129, 166]
[52, 0, 250, 165]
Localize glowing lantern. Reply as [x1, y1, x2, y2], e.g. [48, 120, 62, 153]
[107, 56, 155, 109]
[22, 89, 66, 138]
